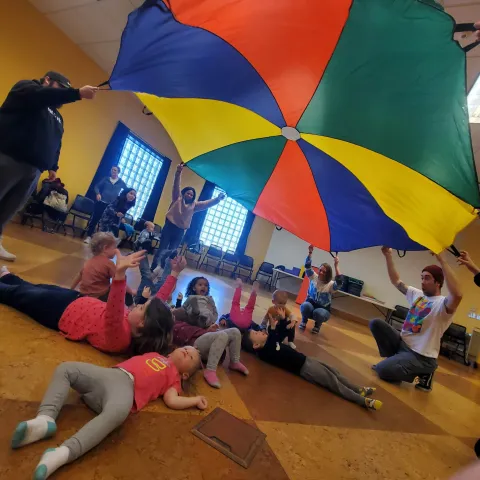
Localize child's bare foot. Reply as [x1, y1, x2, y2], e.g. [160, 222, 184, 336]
[235, 277, 243, 289]
[0, 266, 10, 278]
[252, 281, 260, 293]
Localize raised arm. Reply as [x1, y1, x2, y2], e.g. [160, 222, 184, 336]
[172, 163, 183, 202]
[458, 250, 480, 276]
[333, 256, 341, 277]
[163, 387, 207, 410]
[155, 256, 187, 301]
[436, 252, 463, 314]
[194, 192, 226, 212]
[101, 250, 146, 351]
[381, 246, 408, 295]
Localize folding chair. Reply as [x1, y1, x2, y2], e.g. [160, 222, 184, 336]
[199, 244, 223, 273]
[254, 262, 275, 290]
[218, 250, 239, 278]
[62, 195, 94, 238]
[234, 254, 254, 283]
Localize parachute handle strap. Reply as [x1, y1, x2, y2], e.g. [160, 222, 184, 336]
[329, 251, 338, 259]
[447, 245, 461, 258]
[454, 23, 480, 52]
[396, 250, 406, 258]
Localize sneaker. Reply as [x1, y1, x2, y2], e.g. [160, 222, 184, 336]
[288, 342, 297, 350]
[83, 236, 91, 245]
[415, 373, 434, 392]
[0, 238, 16, 262]
[311, 325, 320, 334]
[359, 386, 376, 397]
[298, 322, 306, 331]
[365, 398, 383, 411]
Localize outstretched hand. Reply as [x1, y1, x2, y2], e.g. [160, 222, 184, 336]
[381, 246, 392, 257]
[475, 21, 480, 41]
[268, 313, 278, 329]
[115, 250, 146, 277]
[333, 256, 339, 267]
[176, 163, 184, 173]
[171, 255, 187, 274]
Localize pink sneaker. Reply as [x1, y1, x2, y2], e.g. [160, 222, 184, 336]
[204, 369, 221, 388]
[229, 362, 249, 376]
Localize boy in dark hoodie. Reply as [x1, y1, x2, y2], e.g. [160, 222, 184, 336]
[241, 315, 382, 411]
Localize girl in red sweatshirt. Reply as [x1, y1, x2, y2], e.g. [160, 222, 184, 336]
[0, 253, 187, 355]
[10, 347, 206, 479]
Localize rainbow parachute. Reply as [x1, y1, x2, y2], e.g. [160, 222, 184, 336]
[110, 0, 479, 253]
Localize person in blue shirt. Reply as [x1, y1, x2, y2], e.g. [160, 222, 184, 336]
[299, 245, 342, 334]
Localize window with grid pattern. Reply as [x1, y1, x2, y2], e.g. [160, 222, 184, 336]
[199, 187, 248, 252]
[117, 134, 164, 220]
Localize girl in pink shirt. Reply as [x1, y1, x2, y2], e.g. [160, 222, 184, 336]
[10, 347, 206, 479]
[0, 253, 187, 355]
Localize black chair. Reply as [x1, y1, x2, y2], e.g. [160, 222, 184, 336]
[440, 323, 469, 365]
[254, 261, 275, 290]
[388, 305, 408, 332]
[234, 254, 254, 283]
[185, 240, 205, 268]
[62, 195, 95, 238]
[218, 250, 239, 277]
[199, 244, 223, 272]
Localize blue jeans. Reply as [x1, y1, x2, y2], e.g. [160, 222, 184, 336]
[300, 302, 330, 329]
[134, 256, 172, 304]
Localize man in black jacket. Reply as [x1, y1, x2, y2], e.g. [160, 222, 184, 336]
[0, 71, 97, 261]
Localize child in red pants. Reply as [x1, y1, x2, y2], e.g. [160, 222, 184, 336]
[219, 279, 260, 332]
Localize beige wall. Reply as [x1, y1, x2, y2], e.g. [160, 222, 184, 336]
[1, 0, 274, 270]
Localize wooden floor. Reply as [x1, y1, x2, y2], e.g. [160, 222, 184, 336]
[0, 223, 479, 480]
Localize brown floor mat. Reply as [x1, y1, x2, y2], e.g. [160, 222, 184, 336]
[191, 407, 266, 468]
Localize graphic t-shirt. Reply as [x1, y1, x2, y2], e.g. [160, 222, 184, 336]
[116, 353, 181, 412]
[401, 287, 453, 358]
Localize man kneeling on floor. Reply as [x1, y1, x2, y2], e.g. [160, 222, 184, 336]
[242, 315, 382, 410]
[370, 247, 462, 392]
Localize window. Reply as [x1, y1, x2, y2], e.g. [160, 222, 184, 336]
[117, 134, 164, 220]
[199, 187, 248, 251]
[468, 74, 480, 124]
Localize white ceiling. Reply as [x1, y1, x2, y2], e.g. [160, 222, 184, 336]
[29, 0, 480, 182]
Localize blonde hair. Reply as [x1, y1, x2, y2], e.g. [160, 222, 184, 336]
[90, 232, 116, 256]
[272, 290, 289, 304]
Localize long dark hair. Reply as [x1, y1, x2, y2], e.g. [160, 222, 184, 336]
[131, 298, 174, 355]
[185, 276, 210, 296]
[319, 263, 333, 283]
[115, 188, 136, 214]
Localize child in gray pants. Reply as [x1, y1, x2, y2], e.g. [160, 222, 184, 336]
[10, 348, 206, 479]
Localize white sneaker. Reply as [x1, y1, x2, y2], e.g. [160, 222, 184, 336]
[83, 236, 91, 244]
[0, 237, 16, 262]
[288, 342, 297, 350]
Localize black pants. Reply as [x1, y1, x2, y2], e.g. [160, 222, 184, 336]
[151, 218, 185, 270]
[276, 320, 295, 343]
[0, 274, 81, 330]
[86, 201, 108, 237]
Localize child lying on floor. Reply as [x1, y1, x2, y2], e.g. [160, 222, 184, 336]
[173, 308, 249, 388]
[11, 348, 206, 479]
[241, 316, 382, 411]
[71, 232, 135, 304]
[218, 278, 260, 332]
